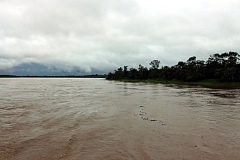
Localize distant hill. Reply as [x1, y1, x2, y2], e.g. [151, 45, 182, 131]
[0, 63, 106, 76]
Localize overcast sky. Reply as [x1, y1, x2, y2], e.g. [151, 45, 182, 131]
[1, 0, 240, 75]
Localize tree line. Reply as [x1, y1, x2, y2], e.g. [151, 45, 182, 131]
[106, 52, 240, 82]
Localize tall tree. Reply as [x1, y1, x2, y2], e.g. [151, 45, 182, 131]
[149, 60, 160, 70]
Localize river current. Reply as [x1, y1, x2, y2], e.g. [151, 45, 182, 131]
[0, 78, 239, 159]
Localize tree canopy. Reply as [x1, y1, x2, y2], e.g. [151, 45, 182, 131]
[106, 52, 240, 82]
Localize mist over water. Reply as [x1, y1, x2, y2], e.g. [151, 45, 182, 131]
[0, 78, 239, 160]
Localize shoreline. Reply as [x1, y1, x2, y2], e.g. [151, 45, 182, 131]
[1, 76, 240, 89]
[112, 79, 240, 89]
[0, 75, 106, 78]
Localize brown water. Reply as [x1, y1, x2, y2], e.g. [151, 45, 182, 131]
[0, 78, 239, 160]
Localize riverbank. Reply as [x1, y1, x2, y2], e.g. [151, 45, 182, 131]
[116, 79, 240, 89]
[0, 75, 106, 78]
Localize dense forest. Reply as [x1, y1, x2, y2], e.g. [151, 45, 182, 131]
[106, 52, 240, 82]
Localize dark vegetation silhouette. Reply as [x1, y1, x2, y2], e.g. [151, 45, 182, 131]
[0, 74, 106, 78]
[106, 52, 240, 82]
[0, 75, 17, 77]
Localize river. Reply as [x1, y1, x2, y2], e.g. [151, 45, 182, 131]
[0, 78, 239, 160]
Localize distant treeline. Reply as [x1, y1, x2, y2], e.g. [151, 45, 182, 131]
[0, 74, 106, 78]
[0, 75, 17, 78]
[106, 52, 240, 82]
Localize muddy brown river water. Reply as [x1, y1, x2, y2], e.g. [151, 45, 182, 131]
[0, 78, 239, 160]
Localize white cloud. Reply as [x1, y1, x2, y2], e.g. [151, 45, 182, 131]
[0, 58, 18, 71]
[1, 0, 240, 74]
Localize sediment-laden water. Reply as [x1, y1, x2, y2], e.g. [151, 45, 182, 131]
[0, 78, 239, 160]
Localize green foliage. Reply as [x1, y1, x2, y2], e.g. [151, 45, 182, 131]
[149, 60, 160, 69]
[106, 51, 240, 82]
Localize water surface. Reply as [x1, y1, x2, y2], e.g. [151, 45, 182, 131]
[0, 78, 239, 159]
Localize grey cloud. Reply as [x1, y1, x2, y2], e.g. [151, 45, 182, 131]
[1, 0, 240, 75]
